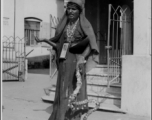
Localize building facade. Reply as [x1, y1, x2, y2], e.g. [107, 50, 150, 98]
[2, 0, 151, 117]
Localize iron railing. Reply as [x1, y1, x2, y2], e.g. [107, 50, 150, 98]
[106, 4, 133, 87]
[2, 36, 26, 81]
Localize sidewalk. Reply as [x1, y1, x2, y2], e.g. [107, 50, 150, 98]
[2, 73, 150, 120]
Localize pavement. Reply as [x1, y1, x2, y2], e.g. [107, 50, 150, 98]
[2, 71, 151, 120]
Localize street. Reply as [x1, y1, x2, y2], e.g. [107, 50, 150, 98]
[2, 72, 150, 120]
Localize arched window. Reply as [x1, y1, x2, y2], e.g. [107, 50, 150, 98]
[24, 17, 42, 46]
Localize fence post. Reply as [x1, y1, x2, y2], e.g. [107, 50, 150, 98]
[25, 59, 28, 81]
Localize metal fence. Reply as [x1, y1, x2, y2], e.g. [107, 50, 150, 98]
[106, 4, 133, 87]
[2, 36, 26, 81]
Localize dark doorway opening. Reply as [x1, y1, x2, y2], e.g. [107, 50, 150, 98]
[85, 0, 133, 64]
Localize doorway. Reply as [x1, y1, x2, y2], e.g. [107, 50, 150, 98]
[85, 0, 133, 64]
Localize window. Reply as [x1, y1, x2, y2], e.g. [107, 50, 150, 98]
[25, 28, 39, 46]
[24, 17, 42, 46]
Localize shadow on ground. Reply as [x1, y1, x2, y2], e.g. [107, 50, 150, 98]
[28, 69, 50, 75]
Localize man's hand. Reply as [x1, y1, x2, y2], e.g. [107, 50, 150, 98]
[76, 55, 86, 71]
[34, 36, 57, 48]
[35, 36, 47, 43]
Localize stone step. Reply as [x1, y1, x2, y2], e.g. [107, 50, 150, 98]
[42, 94, 123, 113]
[87, 85, 121, 98]
[43, 91, 120, 106]
[86, 67, 108, 74]
[87, 82, 121, 99]
[87, 80, 121, 88]
[89, 102, 122, 112]
[86, 65, 120, 76]
[48, 85, 121, 99]
[87, 74, 121, 87]
[110, 83, 121, 87]
[88, 96, 121, 107]
[88, 81, 121, 88]
[87, 73, 119, 77]
[86, 76, 109, 85]
[96, 64, 120, 68]
[87, 76, 121, 87]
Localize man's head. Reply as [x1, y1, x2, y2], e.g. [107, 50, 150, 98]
[66, 2, 82, 22]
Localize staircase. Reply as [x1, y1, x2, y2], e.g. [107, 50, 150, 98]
[86, 65, 121, 112]
[42, 64, 123, 112]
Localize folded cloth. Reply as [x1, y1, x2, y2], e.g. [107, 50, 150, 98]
[69, 36, 89, 54]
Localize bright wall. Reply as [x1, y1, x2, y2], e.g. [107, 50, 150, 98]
[133, 0, 151, 55]
[24, 0, 64, 57]
[24, 0, 64, 39]
[3, 0, 24, 38]
[121, 55, 151, 117]
[24, 0, 64, 23]
[121, 0, 151, 117]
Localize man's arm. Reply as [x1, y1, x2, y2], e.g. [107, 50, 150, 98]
[35, 36, 57, 48]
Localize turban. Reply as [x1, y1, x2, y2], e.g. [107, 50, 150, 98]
[68, 0, 85, 9]
[54, 0, 99, 72]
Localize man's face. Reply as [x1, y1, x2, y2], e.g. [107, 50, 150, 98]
[67, 5, 80, 21]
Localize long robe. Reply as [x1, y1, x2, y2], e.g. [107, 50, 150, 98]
[49, 21, 88, 120]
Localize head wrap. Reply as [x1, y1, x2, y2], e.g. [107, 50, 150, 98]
[55, 0, 99, 72]
[67, 0, 85, 9]
[67, 2, 82, 13]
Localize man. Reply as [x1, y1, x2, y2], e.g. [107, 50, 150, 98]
[35, 0, 99, 119]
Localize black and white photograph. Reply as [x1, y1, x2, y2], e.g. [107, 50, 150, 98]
[1, 0, 151, 120]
